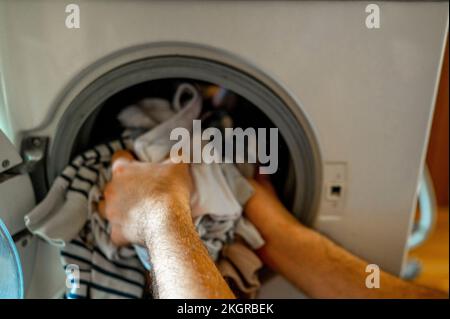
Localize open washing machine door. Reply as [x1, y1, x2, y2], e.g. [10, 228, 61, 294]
[0, 129, 32, 298]
[0, 218, 24, 299]
[0, 129, 65, 299]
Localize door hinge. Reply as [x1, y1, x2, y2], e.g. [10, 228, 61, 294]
[0, 137, 48, 184]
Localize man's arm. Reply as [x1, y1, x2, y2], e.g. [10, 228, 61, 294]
[144, 198, 234, 299]
[245, 178, 448, 299]
[103, 151, 234, 299]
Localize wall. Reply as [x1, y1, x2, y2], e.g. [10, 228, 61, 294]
[427, 39, 449, 207]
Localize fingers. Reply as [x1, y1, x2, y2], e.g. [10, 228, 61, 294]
[111, 150, 135, 176]
[110, 224, 130, 247]
[105, 150, 134, 201]
[100, 150, 193, 248]
[97, 150, 139, 247]
[98, 199, 106, 218]
[99, 191, 130, 246]
[103, 182, 119, 220]
[103, 182, 114, 203]
[112, 149, 135, 163]
[103, 150, 135, 221]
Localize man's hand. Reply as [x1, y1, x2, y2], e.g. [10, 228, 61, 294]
[101, 150, 192, 246]
[101, 150, 234, 299]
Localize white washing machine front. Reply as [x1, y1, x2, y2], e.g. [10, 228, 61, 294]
[0, 0, 448, 298]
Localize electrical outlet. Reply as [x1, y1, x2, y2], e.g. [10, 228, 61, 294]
[321, 162, 347, 216]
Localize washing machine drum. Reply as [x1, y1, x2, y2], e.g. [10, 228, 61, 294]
[45, 56, 321, 224]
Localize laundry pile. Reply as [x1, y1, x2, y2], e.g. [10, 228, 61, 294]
[24, 83, 265, 299]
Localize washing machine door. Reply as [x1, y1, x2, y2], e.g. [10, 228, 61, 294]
[0, 218, 24, 298]
[0, 129, 36, 298]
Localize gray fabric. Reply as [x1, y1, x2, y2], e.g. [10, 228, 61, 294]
[217, 241, 263, 299]
[195, 215, 235, 261]
[220, 164, 254, 206]
[133, 83, 202, 163]
[235, 218, 265, 250]
[117, 98, 173, 130]
[24, 140, 132, 247]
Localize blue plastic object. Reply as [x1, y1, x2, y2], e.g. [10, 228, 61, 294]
[0, 218, 24, 299]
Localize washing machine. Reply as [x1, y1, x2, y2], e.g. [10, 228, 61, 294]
[0, 0, 448, 298]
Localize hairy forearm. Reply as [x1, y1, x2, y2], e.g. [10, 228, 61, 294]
[258, 222, 446, 298]
[245, 185, 447, 299]
[144, 200, 234, 299]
